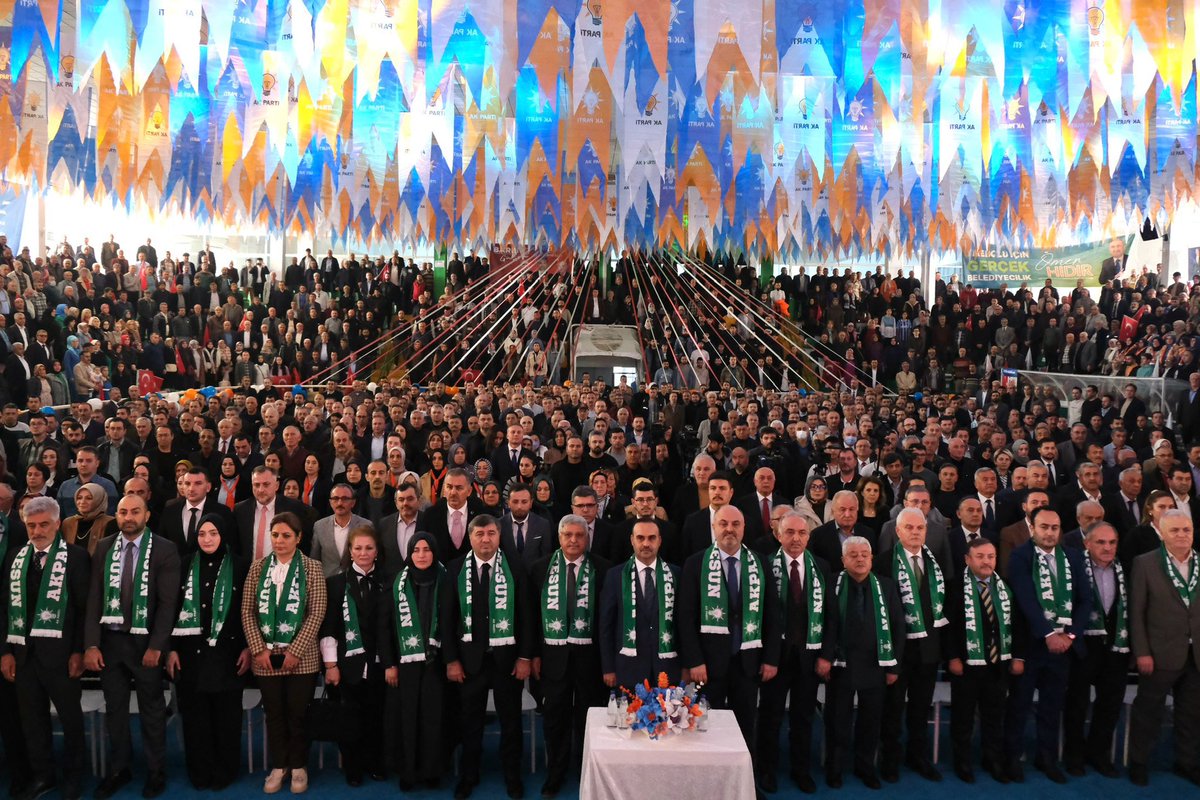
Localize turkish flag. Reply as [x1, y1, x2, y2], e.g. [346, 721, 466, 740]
[137, 370, 163, 396]
[1119, 315, 1140, 343]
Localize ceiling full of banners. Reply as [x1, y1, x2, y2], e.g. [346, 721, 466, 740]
[2, 0, 1197, 256]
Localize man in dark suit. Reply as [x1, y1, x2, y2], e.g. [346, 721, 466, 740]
[756, 511, 836, 794]
[809, 490, 878, 566]
[1062, 522, 1127, 778]
[734, 466, 790, 549]
[1054, 462, 1104, 534]
[96, 418, 140, 485]
[232, 466, 313, 559]
[678, 471, 737, 560]
[1127, 509, 1200, 786]
[1177, 373, 1200, 444]
[83, 494, 181, 799]
[529, 515, 611, 798]
[874, 508, 950, 782]
[158, 466, 233, 553]
[1101, 467, 1145, 538]
[441, 515, 534, 800]
[944, 538, 1024, 784]
[679, 505, 781, 777]
[599, 520, 682, 691]
[0, 498, 91, 800]
[824, 535, 905, 789]
[489, 424, 536, 487]
[418, 468, 485, 564]
[568, 486, 617, 561]
[377, 482, 421, 568]
[499, 484, 553, 569]
[1003, 507, 1092, 784]
[1098, 239, 1126, 284]
[1061, 500, 1105, 550]
[1119, 384, 1148, 431]
[612, 479, 678, 564]
[0, 488, 30, 797]
[949, 497, 999, 567]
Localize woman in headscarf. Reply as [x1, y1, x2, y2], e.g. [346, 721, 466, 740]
[241, 511, 327, 794]
[379, 531, 447, 790]
[212, 455, 249, 510]
[319, 526, 387, 786]
[166, 514, 251, 790]
[420, 450, 449, 503]
[60, 482, 116, 555]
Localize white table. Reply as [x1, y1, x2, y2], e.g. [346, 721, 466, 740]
[580, 707, 756, 800]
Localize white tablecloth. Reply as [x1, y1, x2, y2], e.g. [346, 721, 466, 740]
[580, 707, 756, 800]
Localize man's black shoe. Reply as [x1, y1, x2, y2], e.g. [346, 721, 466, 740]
[759, 772, 777, 793]
[142, 771, 167, 799]
[16, 778, 55, 800]
[790, 772, 816, 794]
[1088, 758, 1119, 778]
[907, 758, 943, 782]
[1040, 765, 1068, 784]
[346, 775, 363, 788]
[95, 770, 133, 799]
[539, 779, 561, 798]
[854, 768, 882, 790]
[1173, 763, 1200, 787]
[1129, 763, 1149, 786]
[1006, 760, 1025, 783]
[825, 771, 843, 789]
[506, 778, 525, 799]
[453, 778, 476, 799]
[954, 764, 975, 784]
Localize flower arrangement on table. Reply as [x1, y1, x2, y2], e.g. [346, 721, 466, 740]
[620, 672, 706, 739]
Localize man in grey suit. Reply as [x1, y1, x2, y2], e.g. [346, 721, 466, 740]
[1128, 508, 1200, 786]
[83, 495, 181, 799]
[311, 483, 373, 577]
[878, 486, 953, 571]
[500, 484, 552, 568]
[378, 482, 421, 568]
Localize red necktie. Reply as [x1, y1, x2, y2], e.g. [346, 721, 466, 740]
[762, 497, 771, 533]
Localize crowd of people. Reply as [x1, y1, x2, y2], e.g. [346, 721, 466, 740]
[0, 235, 1199, 800]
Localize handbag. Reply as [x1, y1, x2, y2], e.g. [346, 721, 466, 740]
[305, 685, 360, 744]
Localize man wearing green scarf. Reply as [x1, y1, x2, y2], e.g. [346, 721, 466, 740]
[1128, 508, 1200, 786]
[1003, 506, 1090, 785]
[824, 536, 904, 790]
[679, 506, 781, 789]
[0, 496, 90, 800]
[874, 507, 951, 783]
[83, 494, 181, 800]
[441, 514, 534, 800]
[529, 514, 611, 799]
[1063, 521, 1128, 778]
[0, 482, 31, 798]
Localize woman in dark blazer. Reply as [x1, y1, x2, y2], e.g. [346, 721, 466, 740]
[320, 525, 387, 786]
[299, 454, 332, 519]
[211, 455, 251, 510]
[166, 513, 251, 790]
[378, 531, 447, 790]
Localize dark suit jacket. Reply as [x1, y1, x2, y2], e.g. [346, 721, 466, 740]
[1101, 492, 1144, 538]
[612, 517, 679, 566]
[1131, 549, 1200, 670]
[84, 532, 181, 654]
[831, 572, 906, 689]
[948, 525, 999, 570]
[1006, 541, 1091, 657]
[528, 552, 612, 681]
[1054, 484, 1103, 533]
[808, 522, 878, 568]
[0, 542, 91, 668]
[1099, 256, 1122, 285]
[231, 496, 314, 558]
[598, 560, 682, 690]
[488, 446, 536, 486]
[95, 439, 140, 484]
[418, 498, 487, 564]
[158, 497, 234, 553]
[440, 552, 535, 676]
[500, 513, 553, 570]
[377, 512, 420, 568]
[874, 547, 950, 664]
[944, 572, 1027, 663]
[321, 570, 386, 684]
[677, 548, 782, 678]
[734, 492, 791, 548]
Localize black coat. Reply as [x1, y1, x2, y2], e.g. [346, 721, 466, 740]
[440, 553, 535, 676]
[808, 522, 879, 568]
[873, 547, 950, 664]
[418, 498, 488, 564]
[0, 542, 91, 669]
[158, 498, 234, 554]
[677, 548, 782, 679]
[528, 552, 612, 682]
[170, 551, 249, 693]
[321, 569, 386, 685]
[598, 560, 682, 690]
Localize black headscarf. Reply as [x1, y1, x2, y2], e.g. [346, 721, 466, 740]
[405, 531, 440, 585]
[196, 513, 232, 557]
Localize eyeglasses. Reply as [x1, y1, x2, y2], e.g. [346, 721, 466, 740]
[331, 496, 354, 503]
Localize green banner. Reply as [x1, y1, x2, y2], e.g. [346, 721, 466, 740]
[963, 239, 1120, 288]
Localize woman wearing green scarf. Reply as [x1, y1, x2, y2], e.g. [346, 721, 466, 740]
[165, 513, 249, 790]
[241, 511, 327, 795]
[318, 525, 387, 787]
[378, 530, 448, 790]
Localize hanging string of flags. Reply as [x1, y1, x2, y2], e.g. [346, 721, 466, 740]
[3, 0, 1196, 257]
